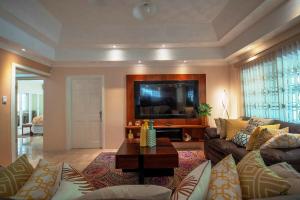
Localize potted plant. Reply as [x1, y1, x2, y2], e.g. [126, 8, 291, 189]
[197, 103, 212, 126]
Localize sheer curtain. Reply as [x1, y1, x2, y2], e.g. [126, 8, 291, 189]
[241, 40, 300, 123]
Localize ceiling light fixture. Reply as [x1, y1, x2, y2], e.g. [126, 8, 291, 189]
[133, 0, 158, 21]
[183, 60, 187, 63]
[138, 60, 142, 64]
[21, 48, 26, 52]
[161, 44, 166, 48]
[112, 45, 117, 48]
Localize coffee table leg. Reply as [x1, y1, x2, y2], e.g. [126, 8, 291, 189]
[138, 155, 144, 184]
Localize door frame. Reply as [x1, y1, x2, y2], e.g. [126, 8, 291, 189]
[11, 63, 50, 161]
[66, 75, 105, 150]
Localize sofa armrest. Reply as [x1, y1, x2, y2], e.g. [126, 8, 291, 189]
[204, 128, 219, 140]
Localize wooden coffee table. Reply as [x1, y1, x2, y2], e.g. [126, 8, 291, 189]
[116, 138, 179, 184]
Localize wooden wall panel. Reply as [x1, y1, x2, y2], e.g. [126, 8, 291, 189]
[126, 74, 206, 126]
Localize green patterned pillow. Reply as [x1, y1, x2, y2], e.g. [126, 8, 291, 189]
[0, 155, 34, 197]
[232, 131, 250, 147]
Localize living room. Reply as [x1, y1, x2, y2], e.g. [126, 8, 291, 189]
[0, 0, 300, 200]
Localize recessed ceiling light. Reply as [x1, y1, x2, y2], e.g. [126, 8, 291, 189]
[138, 60, 142, 64]
[21, 48, 26, 52]
[161, 44, 166, 48]
[183, 60, 187, 63]
[112, 45, 117, 48]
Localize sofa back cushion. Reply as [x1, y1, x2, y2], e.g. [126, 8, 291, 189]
[273, 120, 300, 133]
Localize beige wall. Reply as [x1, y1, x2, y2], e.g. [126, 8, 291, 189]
[0, 48, 50, 165]
[229, 65, 243, 119]
[44, 65, 233, 151]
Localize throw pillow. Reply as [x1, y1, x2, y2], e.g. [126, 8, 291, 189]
[207, 154, 242, 200]
[14, 159, 62, 200]
[244, 117, 274, 135]
[246, 124, 281, 150]
[252, 127, 289, 150]
[215, 118, 227, 138]
[52, 163, 95, 200]
[0, 154, 34, 197]
[261, 133, 300, 149]
[269, 162, 300, 195]
[237, 150, 290, 199]
[232, 131, 250, 147]
[215, 118, 221, 135]
[171, 160, 211, 200]
[225, 119, 248, 141]
[219, 118, 227, 139]
[76, 185, 172, 200]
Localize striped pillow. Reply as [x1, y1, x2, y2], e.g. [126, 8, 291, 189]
[0, 155, 33, 197]
[171, 161, 211, 200]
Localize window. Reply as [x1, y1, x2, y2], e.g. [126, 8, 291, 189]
[241, 40, 300, 123]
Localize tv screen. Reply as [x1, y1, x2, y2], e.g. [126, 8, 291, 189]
[134, 80, 199, 119]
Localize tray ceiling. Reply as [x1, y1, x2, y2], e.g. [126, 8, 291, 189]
[0, 0, 299, 66]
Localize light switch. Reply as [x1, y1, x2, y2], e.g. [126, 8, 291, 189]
[2, 96, 7, 104]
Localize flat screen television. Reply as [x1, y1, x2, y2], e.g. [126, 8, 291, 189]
[134, 80, 199, 119]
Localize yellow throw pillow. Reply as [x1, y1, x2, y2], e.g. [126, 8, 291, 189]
[261, 133, 300, 149]
[14, 159, 62, 200]
[0, 154, 34, 197]
[225, 119, 248, 141]
[207, 154, 242, 200]
[237, 151, 290, 199]
[252, 127, 289, 150]
[246, 124, 280, 150]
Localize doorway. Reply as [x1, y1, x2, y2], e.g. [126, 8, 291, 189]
[66, 76, 104, 149]
[16, 78, 44, 160]
[11, 63, 50, 162]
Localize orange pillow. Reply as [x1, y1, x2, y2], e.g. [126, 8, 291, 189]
[246, 124, 280, 151]
[225, 119, 248, 141]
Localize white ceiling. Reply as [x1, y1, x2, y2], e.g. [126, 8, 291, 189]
[0, 0, 300, 66]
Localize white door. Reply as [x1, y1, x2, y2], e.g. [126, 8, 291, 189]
[71, 77, 102, 148]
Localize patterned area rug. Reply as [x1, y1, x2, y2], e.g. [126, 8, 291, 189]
[82, 151, 206, 190]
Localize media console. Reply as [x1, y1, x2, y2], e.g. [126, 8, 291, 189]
[125, 124, 207, 142]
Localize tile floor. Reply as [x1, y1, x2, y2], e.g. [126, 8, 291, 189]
[17, 135, 116, 171]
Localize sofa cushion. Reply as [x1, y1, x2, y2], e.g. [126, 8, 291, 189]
[0, 155, 34, 197]
[207, 154, 242, 200]
[204, 128, 219, 140]
[171, 160, 211, 200]
[237, 151, 290, 199]
[260, 148, 300, 171]
[77, 185, 172, 200]
[269, 162, 300, 195]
